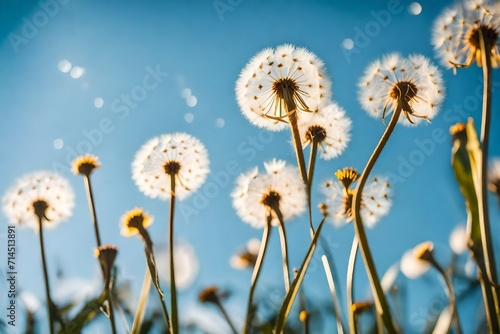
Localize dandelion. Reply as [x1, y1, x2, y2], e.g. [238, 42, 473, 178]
[132, 132, 209, 333]
[359, 53, 444, 126]
[230, 238, 261, 270]
[72, 154, 103, 248]
[132, 132, 210, 201]
[400, 242, 462, 332]
[449, 226, 469, 254]
[198, 286, 238, 334]
[3, 171, 74, 230]
[2, 171, 74, 334]
[488, 158, 500, 206]
[95, 244, 119, 334]
[432, 0, 500, 69]
[236, 44, 332, 189]
[321, 168, 392, 228]
[235, 44, 331, 131]
[298, 101, 352, 161]
[120, 207, 171, 331]
[231, 159, 307, 229]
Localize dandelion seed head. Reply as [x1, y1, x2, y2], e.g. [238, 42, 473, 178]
[132, 133, 210, 201]
[2, 171, 74, 230]
[156, 240, 199, 290]
[236, 44, 331, 131]
[449, 225, 468, 254]
[321, 172, 392, 228]
[298, 101, 352, 160]
[359, 53, 444, 126]
[432, 0, 500, 69]
[231, 159, 306, 229]
[400, 242, 433, 279]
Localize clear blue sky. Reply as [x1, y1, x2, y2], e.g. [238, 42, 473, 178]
[1, 0, 500, 333]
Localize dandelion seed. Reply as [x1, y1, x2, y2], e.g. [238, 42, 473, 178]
[231, 159, 307, 228]
[236, 44, 331, 131]
[321, 167, 392, 228]
[132, 133, 210, 201]
[358, 53, 444, 126]
[2, 171, 74, 230]
[298, 101, 352, 160]
[432, 0, 500, 69]
[400, 242, 434, 279]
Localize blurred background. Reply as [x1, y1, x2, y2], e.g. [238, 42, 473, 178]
[1, 0, 500, 332]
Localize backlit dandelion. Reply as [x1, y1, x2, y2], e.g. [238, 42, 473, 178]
[358, 53, 444, 126]
[2, 171, 74, 230]
[298, 101, 352, 160]
[236, 44, 331, 131]
[400, 242, 433, 279]
[72, 154, 100, 176]
[132, 132, 209, 201]
[432, 0, 500, 69]
[321, 168, 392, 228]
[231, 159, 307, 229]
[120, 207, 154, 237]
[488, 158, 500, 205]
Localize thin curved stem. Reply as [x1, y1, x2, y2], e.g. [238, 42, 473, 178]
[347, 236, 359, 333]
[352, 105, 402, 333]
[478, 29, 500, 318]
[321, 255, 345, 334]
[105, 287, 118, 334]
[215, 299, 238, 334]
[168, 173, 178, 334]
[431, 260, 462, 334]
[271, 204, 291, 293]
[306, 138, 319, 235]
[83, 175, 102, 248]
[37, 216, 54, 334]
[243, 215, 272, 334]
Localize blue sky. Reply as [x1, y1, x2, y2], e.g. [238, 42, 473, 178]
[1, 0, 500, 333]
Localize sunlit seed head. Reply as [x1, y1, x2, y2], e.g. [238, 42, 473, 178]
[72, 154, 101, 176]
[2, 171, 74, 230]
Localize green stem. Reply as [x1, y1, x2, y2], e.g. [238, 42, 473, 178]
[168, 173, 178, 334]
[478, 28, 500, 319]
[347, 236, 359, 334]
[352, 105, 402, 333]
[289, 112, 314, 234]
[430, 259, 462, 334]
[83, 175, 102, 248]
[243, 215, 272, 334]
[472, 250, 499, 333]
[105, 287, 118, 334]
[37, 216, 54, 334]
[321, 255, 345, 334]
[215, 299, 238, 334]
[271, 204, 291, 292]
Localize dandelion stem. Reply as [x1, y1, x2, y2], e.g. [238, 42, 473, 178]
[168, 173, 178, 334]
[105, 287, 118, 334]
[474, 252, 499, 332]
[289, 112, 315, 234]
[352, 105, 402, 333]
[322, 255, 345, 334]
[270, 203, 291, 292]
[347, 236, 359, 333]
[37, 215, 54, 334]
[429, 259, 462, 334]
[214, 299, 238, 334]
[83, 175, 102, 248]
[243, 215, 272, 334]
[478, 29, 500, 319]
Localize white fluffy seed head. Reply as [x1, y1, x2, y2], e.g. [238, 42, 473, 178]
[156, 240, 199, 290]
[432, 0, 500, 69]
[231, 159, 307, 229]
[400, 243, 433, 279]
[236, 44, 332, 131]
[321, 175, 392, 228]
[358, 53, 445, 126]
[449, 225, 468, 254]
[298, 101, 352, 160]
[2, 171, 74, 230]
[132, 133, 210, 201]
